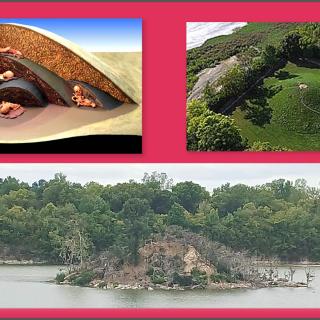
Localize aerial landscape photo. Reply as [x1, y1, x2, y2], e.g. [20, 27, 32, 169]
[0, 163, 320, 308]
[0, 19, 142, 150]
[187, 22, 320, 151]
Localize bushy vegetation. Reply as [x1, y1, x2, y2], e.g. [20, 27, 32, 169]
[1, 172, 320, 263]
[187, 100, 247, 151]
[248, 141, 291, 152]
[72, 271, 95, 287]
[55, 272, 66, 284]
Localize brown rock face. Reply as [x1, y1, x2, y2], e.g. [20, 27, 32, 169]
[0, 24, 133, 103]
[183, 245, 214, 276]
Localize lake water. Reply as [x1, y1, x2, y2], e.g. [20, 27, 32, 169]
[0, 265, 319, 308]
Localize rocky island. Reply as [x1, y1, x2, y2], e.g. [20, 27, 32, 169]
[55, 228, 311, 291]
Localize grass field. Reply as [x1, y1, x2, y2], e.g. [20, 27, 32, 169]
[232, 62, 320, 151]
[203, 23, 299, 49]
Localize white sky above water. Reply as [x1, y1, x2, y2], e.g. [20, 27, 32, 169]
[187, 22, 247, 50]
[0, 163, 319, 192]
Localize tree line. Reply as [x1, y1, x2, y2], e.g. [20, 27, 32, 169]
[0, 172, 319, 265]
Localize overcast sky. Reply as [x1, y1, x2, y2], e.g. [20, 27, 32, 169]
[0, 163, 319, 191]
[187, 22, 247, 50]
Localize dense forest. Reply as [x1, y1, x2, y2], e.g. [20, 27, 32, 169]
[187, 23, 320, 151]
[0, 172, 320, 264]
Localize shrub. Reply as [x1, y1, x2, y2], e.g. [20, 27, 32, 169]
[249, 141, 290, 151]
[55, 272, 65, 284]
[191, 268, 208, 286]
[172, 272, 193, 286]
[210, 272, 234, 283]
[72, 271, 95, 287]
[188, 111, 247, 151]
[150, 269, 166, 285]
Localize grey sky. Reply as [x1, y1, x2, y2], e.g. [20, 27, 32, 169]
[0, 163, 319, 192]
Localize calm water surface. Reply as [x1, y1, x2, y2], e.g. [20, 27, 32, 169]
[0, 265, 319, 308]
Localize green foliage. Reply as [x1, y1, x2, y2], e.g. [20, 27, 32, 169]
[188, 109, 247, 151]
[55, 272, 65, 284]
[232, 62, 320, 151]
[217, 65, 247, 97]
[191, 268, 208, 286]
[1, 172, 320, 265]
[172, 272, 193, 286]
[187, 99, 209, 119]
[188, 23, 320, 151]
[121, 198, 154, 265]
[150, 269, 166, 284]
[210, 272, 234, 283]
[72, 271, 95, 287]
[202, 84, 225, 111]
[167, 203, 188, 228]
[249, 141, 291, 151]
[187, 23, 299, 93]
[172, 181, 209, 214]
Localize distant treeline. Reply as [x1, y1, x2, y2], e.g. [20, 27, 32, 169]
[0, 172, 319, 263]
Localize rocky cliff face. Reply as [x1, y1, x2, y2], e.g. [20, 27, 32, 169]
[78, 239, 217, 289]
[58, 228, 256, 290]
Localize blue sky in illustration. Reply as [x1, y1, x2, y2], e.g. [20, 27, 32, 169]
[0, 18, 142, 52]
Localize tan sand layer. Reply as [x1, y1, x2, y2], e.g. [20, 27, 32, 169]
[93, 52, 142, 104]
[0, 103, 141, 143]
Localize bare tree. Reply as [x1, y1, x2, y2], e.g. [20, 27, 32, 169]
[305, 267, 315, 287]
[59, 219, 91, 272]
[288, 266, 296, 282]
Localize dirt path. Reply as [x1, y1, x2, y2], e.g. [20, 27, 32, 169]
[187, 55, 238, 101]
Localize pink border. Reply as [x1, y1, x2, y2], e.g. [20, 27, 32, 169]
[0, 2, 320, 317]
[1, 2, 320, 163]
[0, 308, 320, 318]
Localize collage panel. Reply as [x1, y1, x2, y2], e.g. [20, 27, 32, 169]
[0, 163, 319, 308]
[0, 18, 142, 153]
[187, 22, 320, 152]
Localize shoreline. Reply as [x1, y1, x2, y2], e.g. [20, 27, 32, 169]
[0, 259, 48, 265]
[57, 278, 309, 292]
[2, 260, 319, 267]
[2, 260, 319, 268]
[0, 262, 314, 291]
